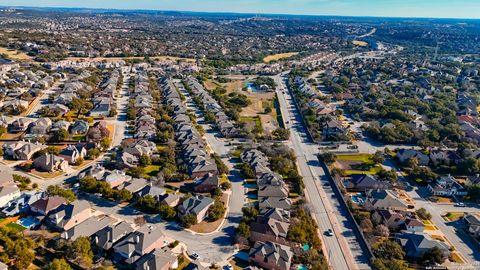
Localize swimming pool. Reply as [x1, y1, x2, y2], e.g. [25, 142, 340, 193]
[351, 193, 365, 204]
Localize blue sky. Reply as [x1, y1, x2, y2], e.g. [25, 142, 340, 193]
[1, 0, 479, 19]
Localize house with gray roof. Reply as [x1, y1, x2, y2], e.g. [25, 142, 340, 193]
[364, 189, 408, 211]
[259, 197, 292, 211]
[47, 200, 91, 231]
[345, 174, 393, 192]
[396, 232, 450, 259]
[70, 120, 89, 135]
[135, 247, 179, 270]
[464, 214, 480, 238]
[33, 153, 70, 172]
[61, 215, 115, 241]
[113, 224, 169, 265]
[94, 221, 135, 251]
[249, 241, 293, 270]
[427, 175, 467, 197]
[12, 142, 45, 160]
[29, 117, 52, 135]
[1, 191, 43, 217]
[178, 195, 215, 223]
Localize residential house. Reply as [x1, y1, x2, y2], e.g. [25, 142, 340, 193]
[0, 172, 21, 208]
[135, 247, 179, 270]
[8, 117, 32, 133]
[177, 195, 214, 223]
[427, 175, 468, 197]
[70, 120, 89, 135]
[345, 174, 393, 192]
[464, 214, 480, 238]
[33, 154, 70, 172]
[47, 200, 91, 231]
[105, 170, 132, 188]
[372, 210, 424, 233]
[11, 142, 45, 160]
[259, 197, 292, 211]
[117, 152, 139, 169]
[124, 140, 157, 157]
[61, 215, 115, 241]
[397, 149, 430, 166]
[29, 117, 52, 135]
[94, 221, 135, 251]
[52, 120, 71, 131]
[59, 145, 87, 164]
[250, 214, 290, 245]
[396, 232, 450, 259]
[363, 189, 408, 211]
[194, 173, 220, 193]
[1, 191, 43, 217]
[113, 224, 169, 265]
[249, 241, 293, 270]
[135, 184, 167, 202]
[159, 193, 181, 208]
[29, 196, 66, 216]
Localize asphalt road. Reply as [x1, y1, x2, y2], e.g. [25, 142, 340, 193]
[274, 74, 370, 270]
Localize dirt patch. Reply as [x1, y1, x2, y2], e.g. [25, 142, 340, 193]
[263, 52, 299, 63]
[0, 47, 32, 61]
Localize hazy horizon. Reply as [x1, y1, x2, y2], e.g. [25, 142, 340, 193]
[1, 0, 479, 19]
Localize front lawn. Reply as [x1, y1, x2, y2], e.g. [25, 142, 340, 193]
[444, 212, 464, 222]
[144, 165, 161, 176]
[336, 153, 373, 163]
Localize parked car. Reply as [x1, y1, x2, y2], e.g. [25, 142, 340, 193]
[455, 202, 466, 207]
[191, 252, 200, 260]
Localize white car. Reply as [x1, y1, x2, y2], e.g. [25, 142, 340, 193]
[455, 202, 466, 207]
[326, 229, 334, 236]
[191, 252, 200, 260]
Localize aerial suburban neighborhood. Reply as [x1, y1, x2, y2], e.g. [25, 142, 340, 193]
[0, 2, 478, 270]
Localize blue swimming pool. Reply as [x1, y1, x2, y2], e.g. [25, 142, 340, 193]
[351, 193, 365, 204]
[18, 217, 39, 229]
[297, 264, 308, 270]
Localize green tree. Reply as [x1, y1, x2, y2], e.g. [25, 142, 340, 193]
[159, 204, 176, 220]
[79, 176, 98, 193]
[319, 152, 337, 165]
[51, 128, 69, 142]
[372, 151, 385, 164]
[46, 185, 77, 203]
[421, 247, 446, 266]
[180, 214, 197, 228]
[68, 236, 93, 267]
[113, 189, 133, 202]
[236, 221, 250, 237]
[138, 195, 157, 213]
[87, 148, 101, 159]
[208, 200, 226, 221]
[139, 154, 152, 167]
[416, 208, 432, 220]
[372, 240, 405, 261]
[44, 258, 72, 270]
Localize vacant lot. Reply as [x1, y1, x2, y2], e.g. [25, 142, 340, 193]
[263, 52, 299, 63]
[0, 47, 32, 61]
[206, 78, 279, 133]
[352, 40, 368, 47]
[334, 153, 382, 175]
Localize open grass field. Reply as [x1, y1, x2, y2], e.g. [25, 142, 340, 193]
[352, 40, 369, 47]
[144, 165, 161, 176]
[0, 47, 32, 61]
[263, 52, 299, 63]
[334, 153, 382, 175]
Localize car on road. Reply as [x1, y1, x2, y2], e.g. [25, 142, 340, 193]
[455, 202, 466, 207]
[224, 264, 233, 270]
[190, 252, 200, 260]
[326, 229, 334, 236]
